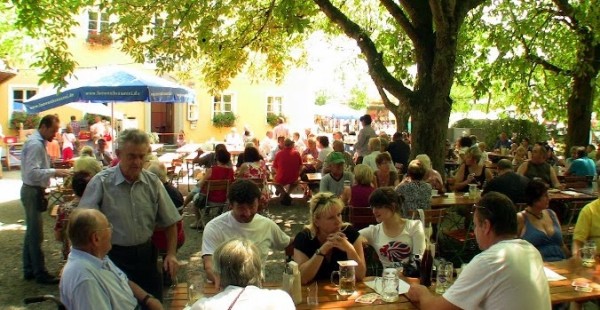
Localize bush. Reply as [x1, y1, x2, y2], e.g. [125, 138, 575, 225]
[452, 118, 548, 149]
[9, 111, 40, 129]
[83, 113, 111, 127]
[212, 112, 236, 128]
[266, 113, 283, 127]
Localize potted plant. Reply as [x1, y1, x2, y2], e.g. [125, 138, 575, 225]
[9, 111, 40, 129]
[266, 113, 283, 127]
[212, 112, 237, 128]
[86, 30, 113, 46]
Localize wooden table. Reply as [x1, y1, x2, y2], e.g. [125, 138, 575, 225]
[150, 143, 164, 152]
[546, 259, 600, 304]
[199, 279, 417, 309]
[306, 173, 323, 182]
[167, 282, 190, 310]
[158, 152, 182, 164]
[176, 143, 203, 153]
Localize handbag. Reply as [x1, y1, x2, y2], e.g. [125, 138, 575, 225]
[104, 132, 112, 142]
[402, 253, 421, 278]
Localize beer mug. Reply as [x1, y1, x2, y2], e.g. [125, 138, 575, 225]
[435, 260, 454, 294]
[375, 268, 399, 302]
[331, 260, 357, 296]
[468, 184, 478, 199]
[581, 241, 597, 268]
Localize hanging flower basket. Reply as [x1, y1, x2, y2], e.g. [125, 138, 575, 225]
[212, 112, 237, 128]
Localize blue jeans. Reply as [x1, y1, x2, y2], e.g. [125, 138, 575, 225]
[21, 185, 48, 278]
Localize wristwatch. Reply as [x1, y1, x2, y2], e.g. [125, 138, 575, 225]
[315, 248, 325, 257]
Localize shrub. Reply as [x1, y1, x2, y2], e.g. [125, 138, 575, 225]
[266, 113, 283, 127]
[9, 111, 40, 129]
[452, 118, 548, 149]
[212, 112, 236, 128]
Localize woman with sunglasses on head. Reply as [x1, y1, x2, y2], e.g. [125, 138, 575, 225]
[360, 187, 425, 270]
[293, 192, 366, 284]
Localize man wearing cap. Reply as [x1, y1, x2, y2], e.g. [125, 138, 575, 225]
[272, 138, 303, 205]
[320, 152, 355, 196]
[483, 159, 529, 204]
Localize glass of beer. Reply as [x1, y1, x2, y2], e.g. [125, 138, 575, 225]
[331, 260, 357, 296]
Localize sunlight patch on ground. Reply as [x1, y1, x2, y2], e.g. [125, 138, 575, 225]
[0, 179, 22, 204]
[0, 223, 26, 231]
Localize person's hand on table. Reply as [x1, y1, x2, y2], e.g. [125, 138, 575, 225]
[407, 283, 429, 302]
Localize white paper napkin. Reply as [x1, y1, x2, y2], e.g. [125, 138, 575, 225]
[364, 278, 411, 295]
[544, 267, 566, 281]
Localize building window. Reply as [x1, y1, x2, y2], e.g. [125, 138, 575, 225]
[12, 88, 37, 112]
[266, 96, 283, 115]
[88, 10, 109, 34]
[212, 93, 234, 117]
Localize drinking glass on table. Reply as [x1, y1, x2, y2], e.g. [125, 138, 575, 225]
[331, 260, 357, 296]
[188, 273, 204, 305]
[306, 281, 319, 306]
[435, 260, 454, 294]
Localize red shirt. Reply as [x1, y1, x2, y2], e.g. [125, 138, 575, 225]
[202, 165, 235, 202]
[273, 147, 302, 185]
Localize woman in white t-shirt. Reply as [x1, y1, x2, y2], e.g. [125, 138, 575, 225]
[61, 124, 77, 161]
[359, 187, 425, 269]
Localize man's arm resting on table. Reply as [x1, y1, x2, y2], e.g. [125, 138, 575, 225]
[407, 284, 461, 310]
[129, 280, 163, 310]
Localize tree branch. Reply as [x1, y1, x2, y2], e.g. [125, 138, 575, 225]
[551, 0, 585, 33]
[313, 0, 413, 103]
[428, 0, 447, 32]
[527, 54, 572, 75]
[379, 0, 418, 43]
[239, 0, 277, 49]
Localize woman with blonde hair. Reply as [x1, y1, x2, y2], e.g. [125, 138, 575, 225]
[513, 145, 528, 167]
[341, 164, 375, 208]
[454, 145, 493, 192]
[293, 192, 366, 284]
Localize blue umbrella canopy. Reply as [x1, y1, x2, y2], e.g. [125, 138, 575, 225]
[25, 67, 195, 113]
[314, 102, 363, 120]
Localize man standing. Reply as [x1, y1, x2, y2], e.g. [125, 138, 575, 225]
[60, 209, 162, 310]
[354, 114, 377, 164]
[21, 115, 71, 284]
[259, 130, 275, 158]
[273, 138, 303, 205]
[79, 128, 181, 300]
[94, 138, 113, 167]
[483, 159, 529, 204]
[386, 132, 410, 173]
[69, 115, 81, 136]
[202, 179, 291, 282]
[273, 117, 290, 139]
[408, 192, 550, 309]
[89, 115, 105, 145]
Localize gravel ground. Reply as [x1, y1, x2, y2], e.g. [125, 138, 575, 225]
[0, 170, 308, 309]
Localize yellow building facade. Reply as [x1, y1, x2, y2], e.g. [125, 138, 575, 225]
[0, 9, 315, 145]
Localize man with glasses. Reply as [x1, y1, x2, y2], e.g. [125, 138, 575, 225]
[60, 209, 162, 309]
[408, 192, 550, 309]
[517, 142, 561, 188]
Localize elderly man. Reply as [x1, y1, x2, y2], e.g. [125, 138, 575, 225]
[20, 114, 71, 284]
[483, 159, 529, 204]
[95, 138, 113, 167]
[320, 152, 355, 196]
[354, 114, 377, 164]
[517, 142, 561, 188]
[192, 239, 294, 309]
[202, 180, 291, 283]
[60, 209, 162, 310]
[493, 132, 512, 152]
[408, 192, 550, 309]
[79, 129, 181, 301]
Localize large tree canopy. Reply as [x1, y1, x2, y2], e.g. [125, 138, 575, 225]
[11, 0, 486, 173]
[459, 0, 599, 149]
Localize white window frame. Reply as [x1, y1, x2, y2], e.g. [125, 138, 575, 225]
[212, 92, 236, 118]
[9, 86, 38, 114]
[87, 9, 110, 34]
[266, 95, 283, 116]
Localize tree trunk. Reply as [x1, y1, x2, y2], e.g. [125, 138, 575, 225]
[392, 105, 410, 133]
[566, 74, 595, 152]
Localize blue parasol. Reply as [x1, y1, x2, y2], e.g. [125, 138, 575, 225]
[24, 67, 195, 113]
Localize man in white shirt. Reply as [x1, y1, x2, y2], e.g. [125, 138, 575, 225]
[407, 191, 551, 310]
[272, 117, 290, 139]
[202, 179, 291, 282]
[259, 130, 275, 159]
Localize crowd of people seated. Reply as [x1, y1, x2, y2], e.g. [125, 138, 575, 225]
[31, 113, 600, 310]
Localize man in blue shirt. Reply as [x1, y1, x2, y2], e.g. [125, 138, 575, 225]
[566, 146, 596, 177]
[20, 114, 71, 284]
[60, 209, 161, 309]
